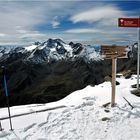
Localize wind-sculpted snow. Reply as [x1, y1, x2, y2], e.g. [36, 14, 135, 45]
[0, 39, 101, 63]
[0, 75, 140, 140]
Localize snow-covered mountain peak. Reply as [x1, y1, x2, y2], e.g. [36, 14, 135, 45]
[23, 39, 101, 63]
[39, 38, 67, 49]
[24, 45, 38, 51]
[0, 39, 102, 63]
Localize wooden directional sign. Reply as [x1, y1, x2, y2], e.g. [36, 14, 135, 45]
[118, 18, 140, 27]
[101, 45, 128, 59]
[101, 45, 129, 107]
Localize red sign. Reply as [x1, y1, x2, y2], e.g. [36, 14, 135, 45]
[118, 18, 140, 27]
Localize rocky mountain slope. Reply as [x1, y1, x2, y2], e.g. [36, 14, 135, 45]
[0, 39, 137, 107]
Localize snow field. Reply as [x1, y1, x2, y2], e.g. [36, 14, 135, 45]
[0, 75, 140, 140]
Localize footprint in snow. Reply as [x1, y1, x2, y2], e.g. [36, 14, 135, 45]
[38, 122, 47, 128]
[36, 138, 46, 140]
[23, 123, 36, 132]
[23, 134, 32, 140]
[62, 108, 71, 114]
[83, 97, 96, 101]
[0, 131, 11, 138]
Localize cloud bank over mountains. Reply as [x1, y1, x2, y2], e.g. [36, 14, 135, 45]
[0, 1, 139, 45]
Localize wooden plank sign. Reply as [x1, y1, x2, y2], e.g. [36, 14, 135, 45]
[101, 45, 129, 107]
[101, 45, 128, 59]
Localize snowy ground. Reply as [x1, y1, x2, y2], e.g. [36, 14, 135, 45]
[0, 74, 140, 140]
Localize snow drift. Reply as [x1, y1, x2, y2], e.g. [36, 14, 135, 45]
[0, 74, 140, 140]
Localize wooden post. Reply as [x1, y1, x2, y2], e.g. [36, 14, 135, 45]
[111, 57, 117, 107]
[101, 45, 129, 106]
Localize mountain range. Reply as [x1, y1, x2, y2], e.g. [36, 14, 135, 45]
[0, 39, 137, 107]
[0, 38, 101, 65]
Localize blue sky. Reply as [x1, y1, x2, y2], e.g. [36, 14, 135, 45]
[0, 0, 139, 45]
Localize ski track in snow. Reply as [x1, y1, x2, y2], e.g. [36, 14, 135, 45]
[0, 75, 140, 140]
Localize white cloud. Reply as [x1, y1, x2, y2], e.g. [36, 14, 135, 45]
[66, 28, 101, 33]
[0, 1, 138, 45]
[0, 2, 47, 44]
[65, 27, 136, 34]
[17, 30, 28, 34]
[0, 33, 6, 37]
[52, 21, 60, 28]
[0, 1, 77, 44]
[68, 4, 138, 45]
[20, 32, 46, 38]
[51, 16, 60, 28]
[70, 5, 124, 24]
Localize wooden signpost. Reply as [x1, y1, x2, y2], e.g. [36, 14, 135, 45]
[101, 45, 128, 107]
